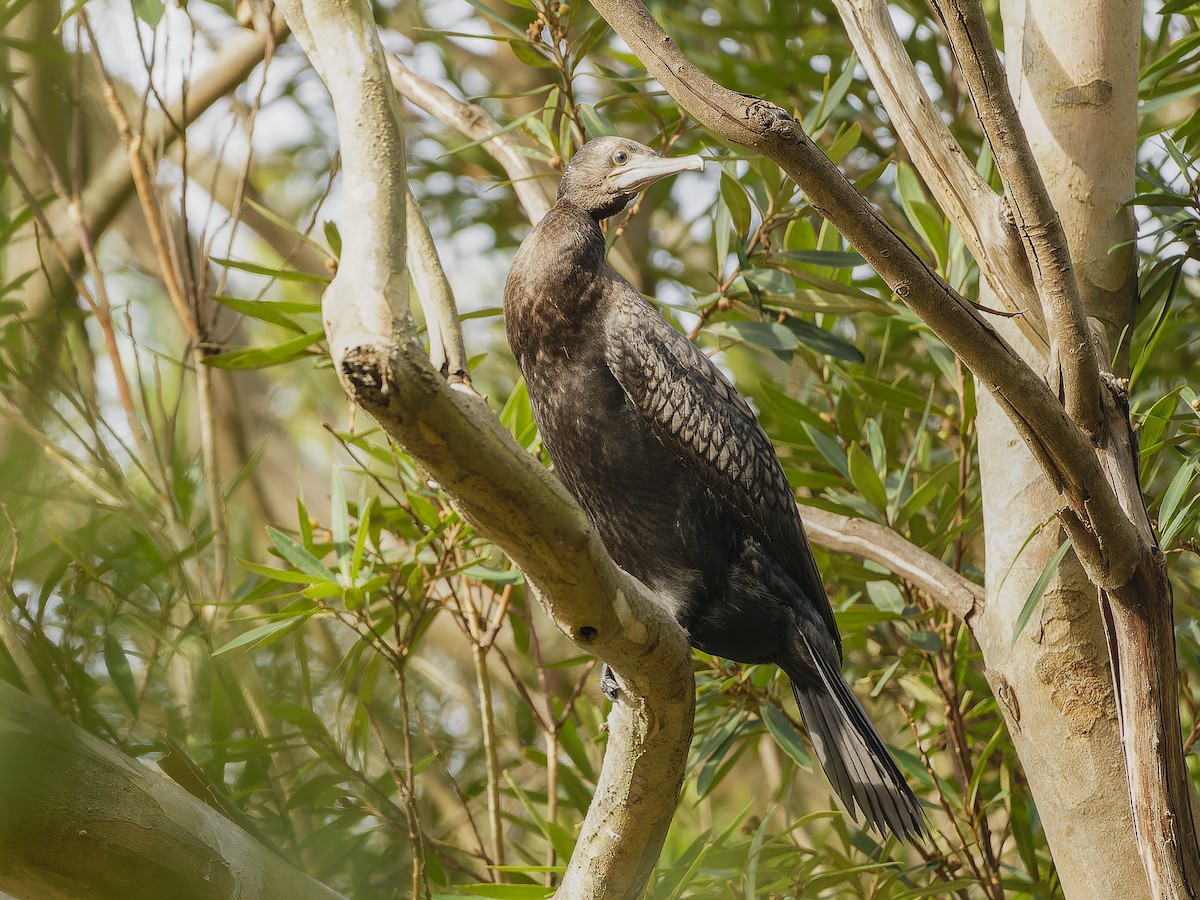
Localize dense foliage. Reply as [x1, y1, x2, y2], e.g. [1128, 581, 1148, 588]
[1, 0, 1197, 897]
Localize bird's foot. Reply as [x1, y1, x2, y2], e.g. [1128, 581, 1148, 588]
[600, 663, 621, 702]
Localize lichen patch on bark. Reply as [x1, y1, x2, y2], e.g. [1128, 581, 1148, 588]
[1034, 640, 1116, 734]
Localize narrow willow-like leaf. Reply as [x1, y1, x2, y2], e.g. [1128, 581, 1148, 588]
[1012, 539, 1073, 645]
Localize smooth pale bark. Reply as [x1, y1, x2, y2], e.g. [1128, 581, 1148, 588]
[0, 683, 346, 900]
[974, 1, 1153, 895]
[977, 320, 1150, 898]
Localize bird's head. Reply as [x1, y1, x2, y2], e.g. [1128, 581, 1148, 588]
[556, 137, 705, 221]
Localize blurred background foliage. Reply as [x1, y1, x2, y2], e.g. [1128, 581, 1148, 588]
[0, 0, 1197, 897]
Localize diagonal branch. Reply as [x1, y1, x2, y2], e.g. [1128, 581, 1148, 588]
[801, 508, 982, 621]
[277, 1, 694, 896]
[928, 0, 1103, 439]
[832, 0, 1048, 351]
[18, 12, 289, 320]
[387, 55, 555, 224]
[586, 0, 1140, 593]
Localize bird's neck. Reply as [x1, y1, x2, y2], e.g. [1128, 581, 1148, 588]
[514, 202, 608, 303]
[503, 202, 612, 361]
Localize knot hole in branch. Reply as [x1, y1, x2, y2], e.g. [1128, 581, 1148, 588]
[577, 625, 598, 643]
[341, 346, 393, 408]
[744, 98, 800, 141]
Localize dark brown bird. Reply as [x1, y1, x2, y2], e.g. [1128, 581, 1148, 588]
[503, 136, 924, 842]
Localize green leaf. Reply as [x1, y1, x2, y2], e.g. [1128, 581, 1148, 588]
[331, 468, 350, 578]
[210, 256, 330, 284]
[803, 423, 850, 480]
[847, 442, 888, 513]
[268, 527, 337, 581]
[1157, 454, 1199, 531]
[270, 701, 329, 735]
[696, 722, 743, 798]
[210, 295, 317, 332]
[104, 633, 139, 714]
[781, 318, 865, 363]
[510, 39, 556, 69]
[350, 495, 376, 582]
[461, 565, 524, 585]
[761, 704, 812, 769]
[576, 103, 618, 138]
[132, 0, 163, 26]
[719, 169, 753, 238]
[908, 630, 943, 652]
[213, 616, 309, 655]
[443, 108, 541, 156]
[1012, 539, 1073, 644]
[865, 580, 905, 615]
[779, 249, 864, 268]
[444, 885, 553, 899]
[707, 320, 799, 351]
[739, 268, 794, 296]
[896, 163, 946, 262]
[237, 559, 319, 585]
[825, 121, 862, 164]
[323, 220, 342, 258]
[203, 330, 324, 370]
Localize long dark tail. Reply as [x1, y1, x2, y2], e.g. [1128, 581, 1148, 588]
[790, 631, 926, 843]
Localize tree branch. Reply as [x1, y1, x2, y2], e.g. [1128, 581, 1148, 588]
[405, 186, 472, 387]
[277, 1, 694, 895]
[832, 0, 1048, 351]
[19, 12, 289, 320]
[386, 54, 555, 224]
[585, 0, 1142, 593]
[928, 0, 1104, 439]
[0, 683, 345, 900]
[801, 508, 982, 621]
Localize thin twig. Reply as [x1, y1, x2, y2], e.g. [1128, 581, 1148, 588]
[22, 11, 289, 319]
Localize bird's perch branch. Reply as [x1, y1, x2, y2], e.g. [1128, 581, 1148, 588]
[277, 1, 693, 895]
[586, 0, 1139, 593]
[0, 683, 346, 900]
[831, 0, 1047, 351]
[801, 508, 982, 621]
[927, 0, 1104, 439]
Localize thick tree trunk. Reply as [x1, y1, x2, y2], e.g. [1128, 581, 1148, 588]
[977, 347, 1150, 898]
[974, 1, 1164, 895]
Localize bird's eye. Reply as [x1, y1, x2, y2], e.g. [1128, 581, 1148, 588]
[612, 150, 629, 165]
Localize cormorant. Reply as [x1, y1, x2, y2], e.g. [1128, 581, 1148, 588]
[503, 136, 925, 842]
